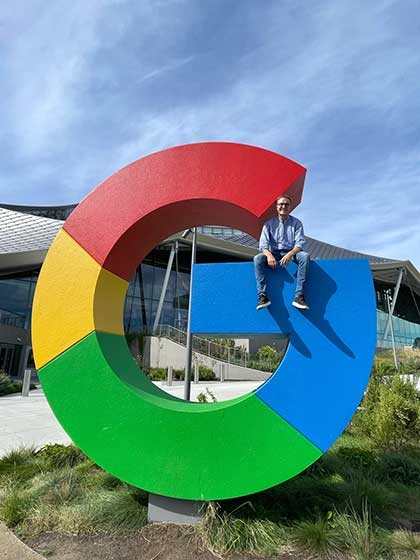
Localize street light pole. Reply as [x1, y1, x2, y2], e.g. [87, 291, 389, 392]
[184, 227, 197, 401]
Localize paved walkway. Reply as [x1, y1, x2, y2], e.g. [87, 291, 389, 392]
[0, 389, 71, 457]
[0, 521, 45, 560]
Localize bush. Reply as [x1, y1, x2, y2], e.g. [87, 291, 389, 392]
[353, 366, 420, 450]
[143, 367, 167, 380]
[0, 487, 33, 526]
[373, 358, 398, 377]
[199, 365, 216, 381]
[336, 446, 377, 473]
[0, 448, 41, 482]
[37, 444, 87, 469]
[0, 370, 36, 396]
[369, 377, 420, 449]
[0, 371, 20, 396]
[376, 452, 420, 485]
[173, 368, 185, 380]
[401, 355, 420, 379]
[248, 345, 282, 372]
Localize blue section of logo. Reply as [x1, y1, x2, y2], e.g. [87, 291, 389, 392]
[191, 259, 376, 452]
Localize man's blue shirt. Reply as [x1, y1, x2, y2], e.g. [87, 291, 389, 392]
[259, 215, 306, 253]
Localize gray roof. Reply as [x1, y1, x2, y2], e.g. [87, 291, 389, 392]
[0, 207, 63, 274]
[210, 231, 420, 296]
[0, 207, 63, 253]
[215, 232, 395, 264]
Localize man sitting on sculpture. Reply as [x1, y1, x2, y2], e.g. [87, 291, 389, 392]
[254, 194, 310, 311]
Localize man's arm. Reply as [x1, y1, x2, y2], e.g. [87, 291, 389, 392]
[279, 220, 305, 266]
[259, 223, 277, 268]
[279, 245, 301, 266]
[263, 248, 277, 268]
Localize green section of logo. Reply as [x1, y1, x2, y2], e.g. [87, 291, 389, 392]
[39, 331, 322, 500]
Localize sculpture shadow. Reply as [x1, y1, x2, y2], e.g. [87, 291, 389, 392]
[266, 261, 355, 359]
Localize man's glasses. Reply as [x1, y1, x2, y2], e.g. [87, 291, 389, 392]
[277, 202, 290, 207]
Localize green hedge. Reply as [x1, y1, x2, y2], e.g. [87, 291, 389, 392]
[143, 365, 216, 381]
[0, 371, 22, 396]
[0, 371, 36, 396]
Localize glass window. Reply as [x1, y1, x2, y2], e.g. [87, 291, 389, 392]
[0, 273, 37, 330]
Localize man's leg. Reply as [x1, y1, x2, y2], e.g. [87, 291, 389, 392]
[292, 251, 310, 309]
[253, 253, 271, 309]
[294, 251, 310, 295]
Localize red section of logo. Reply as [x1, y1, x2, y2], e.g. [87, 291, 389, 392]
[64, 142, 306, 280]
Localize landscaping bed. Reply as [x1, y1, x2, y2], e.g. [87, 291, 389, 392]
[2, 351, 420, 559]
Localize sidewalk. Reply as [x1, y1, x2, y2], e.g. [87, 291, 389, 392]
[0, 381, 262, 458]
[0, 389, 71, 458]
[0, 522, 45, 560]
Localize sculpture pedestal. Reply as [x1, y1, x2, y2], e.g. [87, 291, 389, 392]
[147, 493, 203, 524]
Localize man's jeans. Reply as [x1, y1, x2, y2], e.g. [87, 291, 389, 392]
[253, 250, 310, 297]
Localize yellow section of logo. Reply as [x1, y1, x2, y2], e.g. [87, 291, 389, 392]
[32, 229, 128, 368]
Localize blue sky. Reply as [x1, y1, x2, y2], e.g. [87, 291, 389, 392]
[1, 1, 419, 268]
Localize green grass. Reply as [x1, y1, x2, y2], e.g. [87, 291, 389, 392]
[291, 515, 340, 558]
[203, 431, 420, 558]
[332, 503, 391, 560]
[0, 444, 148, 537]
[198, 502, 290, 556]
[2, 440, 420, 558]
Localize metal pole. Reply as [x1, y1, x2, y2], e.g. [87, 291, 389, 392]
[152, 242, 177, 334]
[167, 365, 173, 386]
[184, 228, 197, 401]
[21, 369, 31, 397]
[381, 268, 404, 345]
[387, 291, 399, 370]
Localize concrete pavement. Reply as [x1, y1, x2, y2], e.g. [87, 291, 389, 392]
[0, 522, 45, 560]
[0, 389, 71, 458]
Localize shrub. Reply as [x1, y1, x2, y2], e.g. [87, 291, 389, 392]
[198, 502, 287, 556]
[37, 444, 87, 469]
[197, 388, 217, 403]
[376, 452, 420, 485]
[336, 446, 377, 473]
[353, 370, 420, 450]
[0, 487, 33, 526]
[334, 503, 391, 560]
[373, 358, 398, 377]
[173, 368, 185, 380]
[199, 365, 216, 381]
[248, 345, 282, 372]
[369, 377, 420, 449]
[143, 367, 167, 380]
[0, 447, 41, 482]
[292, 515, 340, 557]
[0, 371, 20, 396]
[401, 355, 420, 381]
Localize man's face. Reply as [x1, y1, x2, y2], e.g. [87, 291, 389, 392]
[276, 197, 291, 220]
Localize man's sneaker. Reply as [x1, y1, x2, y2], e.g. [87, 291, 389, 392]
[292, 295, 309, 310]
[256, 294, 271, 310]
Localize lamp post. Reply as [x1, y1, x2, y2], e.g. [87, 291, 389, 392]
[183, 227, 197, 401]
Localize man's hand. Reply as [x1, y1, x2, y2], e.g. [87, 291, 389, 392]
[263, 250, 277, 268]
[267, 255, 277, 268]
[280, 252, 292, 266]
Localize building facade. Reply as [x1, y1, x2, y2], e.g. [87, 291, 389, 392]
[1, 204, 420, 376]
